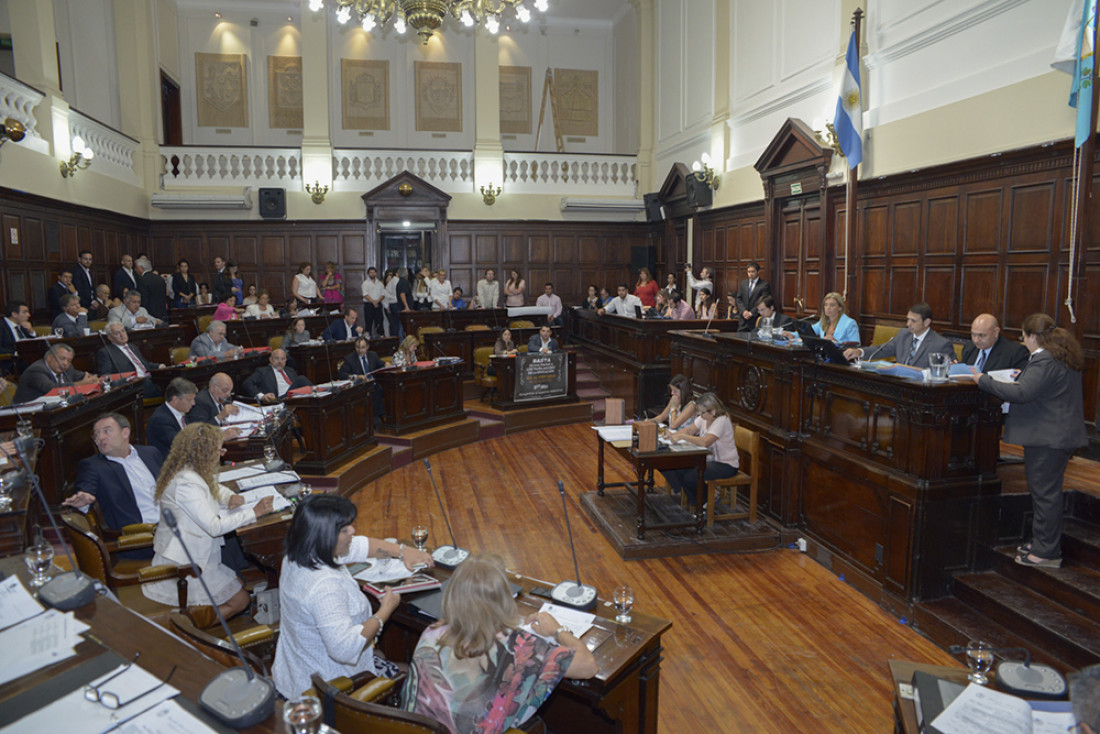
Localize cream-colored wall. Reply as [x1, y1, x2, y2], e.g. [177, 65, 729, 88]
[156, 0, 180, 83]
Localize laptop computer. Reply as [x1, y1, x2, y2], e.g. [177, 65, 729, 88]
[802, 335, 852, 365]
[788, 319, 818, 339]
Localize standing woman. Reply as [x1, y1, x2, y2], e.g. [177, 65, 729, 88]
[227, 261, 244, 306]
[382, 269, 399, 336]
[292, 262, 319, 308]
[172, 260, 198, 308]
[413, 266, 433, 310]
[241, 284, 259, 307]
[812, 292, 860, 343]
[272, 494, 432, 699]
[320, 261, 344, 307]
[660, 392, 738, 506]
[971, 313, 1087, 568]
[142, 423, 274, 624]
[504, 270, 526, 307]
[196, 283, 213, 305]
[634, 268, 659, 308]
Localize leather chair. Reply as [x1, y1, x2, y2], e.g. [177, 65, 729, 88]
[464, 324, 491, 331]
[509, 320, 534, 329]
[84, 500, 155, 555]
[88, 319, 107, 332]
[32, 325, 52, 336]
[268, 335, 284, 351]
[870, 323, 902, 349]
[197, 314, 214, 334]
[473, 346, 497, 400]
[0, 377, 16, 405]
[702, 426, 760, 529]
[171, 346, 191, 364]
[416, 326, 444, 342]
[169, 612, 275, 675]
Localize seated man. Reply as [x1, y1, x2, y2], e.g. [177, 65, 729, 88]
[147, 377, 197, 456]
[61, 412, 163, 559]
[96, 322, 165, 397]
[843, 302, 955, 368]
[1, 300, 35, 376]
[667, 292, 695, 320]
[337, 337, 385, 420]
[89, 284, 116, 321]
[12, 343, 99, 403]
[189, 320, 241, 359]
[597, 284, 644, 318]
[755, 295, 793, 331]
[322, 307, 363, 342]
[243, 349, 312, 403]
[187, 372, 243, 427]
[51, 293, 89, 337]
[108, 292, 162, 329]
[527, 325, 559, 354]
[961, 313, 1028, 373]
[451, 287, 467, 310]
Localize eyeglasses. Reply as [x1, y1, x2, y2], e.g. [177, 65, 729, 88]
[84, 655, 176, 710]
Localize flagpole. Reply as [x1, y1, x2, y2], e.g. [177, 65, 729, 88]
[843, 8, 863, 303]
[1070, 0, 1098, 326]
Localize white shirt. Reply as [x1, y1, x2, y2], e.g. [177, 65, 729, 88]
[244, 303, 277, 319]
[476, 279, 500, 309]
[5, 317, 25, 340]
[295, 273, 318, 300]
[361, 277, 385, 303]
[273, 366, 292, 397]
[428, 279, 452, 310]
[116, 343, 149, 377]
[603, 294, 643, 318]
[536, 293, 563, 321]
[166, 403, 187, 429]
[383, 277, 398, 306]
[105, 445, 159, 523]
[694, 414, 738, 467]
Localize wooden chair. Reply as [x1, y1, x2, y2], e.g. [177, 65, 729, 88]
[473, 346, 497, 400]
[416, 326, 444, 343]
[197, 314, 214, 334]
[704, 426, 760, 529]
[870, 323, 901, 348]
[305, 671, 405, 708]
[509, 320, 535, 329]
[33, 325, 52, 336]
[169, 613, 275, 676]
[84, 500, 155, 555]
[88, 319, 107, 332]
[1, 377, 16, 404]
[171, 346, 191, 364]
[310, 672, 458, 734]
[464, 324, 491, 331]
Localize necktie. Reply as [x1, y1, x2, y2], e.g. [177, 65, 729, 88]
[906, 336, 919, 365]
[361, 356, 368, 374]
[122, 345, 146, 376]
[178, 413, 186, 429]
[278, 369, 292, 394]
[55, 372, 63, 384]
[975, 349, 987, 372]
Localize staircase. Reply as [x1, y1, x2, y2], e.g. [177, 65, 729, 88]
[574, 351, 611, 421]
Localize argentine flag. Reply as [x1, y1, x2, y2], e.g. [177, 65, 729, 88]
[834, 31, 863, 169]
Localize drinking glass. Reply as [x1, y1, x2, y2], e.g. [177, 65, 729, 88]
[58, 389, 70, 408]
[412, 525, 429, 552]
[299, 483, 312, 497]
[16, 421, 33, 440]
[24, 538, 55, 587]
[929, 352, 949, 382]
[966, 640, 993, 685]
[0, 473, 12, 510]
[263, 444, 277, 463]
[53, 328, 63, 338]
[613, 585, 635, 624]
[100, 375, 111, 393]
[282, 695, 322, 734]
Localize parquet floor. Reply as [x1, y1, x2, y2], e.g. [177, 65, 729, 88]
[351, 422, 957, 733]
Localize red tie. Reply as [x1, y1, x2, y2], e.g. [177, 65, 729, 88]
[179, 414, 186, 429]
[122, 345, 146, 376]
[278, 369, 292, 393]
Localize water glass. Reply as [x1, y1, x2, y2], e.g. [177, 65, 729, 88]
[16, 421, 33, 439]
[929, 352, 949, 382]
[0, 473, 12, 510]
[58, 389, 70, 408]
[263, 444, 277, 463]
[100, 375, 112, 393]
[412, 525, 429, 551]
[966, 640, 993, 685]
[613, 585, 635, 624]
[53, 328, 63, 338]
[24, 539, 55, 587]
[282, 695, 322, 734]
[299, 483, 312, 497]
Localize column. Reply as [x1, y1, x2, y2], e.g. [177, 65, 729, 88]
[635, 0, 656, 194]
[300, 0, 332, 190]
[8, 0, 68, 157]
[114, 0, 162, 190]
[472, 32, 503, 193]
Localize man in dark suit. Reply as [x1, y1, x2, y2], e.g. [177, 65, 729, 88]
[960, 313, 1029, 373]
[61, 412, 163, 558]
[211, 255, 232, 304]
[844, 303, 955, 368]
[48, 270, 79, 318]
[323, 308, 363, 342]
[113, 254, 138, 300]
[51, 294, 89, 338]
[187, 372, 244, 428]
[1, 300, 35, 375]
[147, 377, 197, 456]
[755, 295, 793, 331]
[734, 262, 771, 332]
[135, 257, 168, 321]
[243, 349, 312, 403]
[12, 343, 99, 403]
[527, 325, 559, 354]
[337, 337, 385, 420]
[73, 250, 98, 310]
[97, 322, 164, 397]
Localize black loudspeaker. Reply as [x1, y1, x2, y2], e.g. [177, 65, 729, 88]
[258, 188, 286, 219]
[631, 245, 656, 276]
[685, 176, 712, 209]
[643, 193, 664, 222]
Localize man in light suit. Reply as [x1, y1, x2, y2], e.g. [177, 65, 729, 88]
[62, 412, 163, 559]
[322, 308, 363, 342]
[135, 256, 169, 321]
[147, 377, 197, 456]
[189, 320, 241, 359]
[51, 294, 89, 338]
[960, 313, 1029, 373]
[243, 349, 312, 403]
[97, 322, 164, 397]
[108, 292, 162, 329]
[12, 343, 99, 404]
[337, 337, 385, 421]
[527, 325, 559, 354]
[844, 303, 955, 369]
[734, 262, 771, 332]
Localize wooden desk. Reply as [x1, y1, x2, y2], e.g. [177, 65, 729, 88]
[375, 363, 465, 435]
[423, 327, 558, 379]
[288, 380, 376, 474]
[595, 432, 708, 538]
[490, 351, 579, 410]
[286, 337, 396, 384]
[221, 408, 296, 465]
[378, 565, 672, 734]
[400, 308, 514, 338]
[149, 352, 268, 394]
[223, 314, 331, 351]
[0, 383, 144, 509]
[15, 326, 188, 374]
[888, 659, 969, 734]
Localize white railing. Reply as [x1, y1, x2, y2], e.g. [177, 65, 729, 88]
[0, 73, 47, 154]
[161, 147, 302, 187]
[69, 110, 140, 185]
[503, 152, 637, 196]
[332, 149, 474, 193]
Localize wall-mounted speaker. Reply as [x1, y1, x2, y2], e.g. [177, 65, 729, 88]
[685, 176, 712, 209]
[643, 193, 664, 222]
[258, 188, 286, 219]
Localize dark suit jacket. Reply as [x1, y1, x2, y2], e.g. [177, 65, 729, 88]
[51, 312, 88, 338]
[0, 320, 34, 354]
[322, 319, 360, 342]
[137, 271, 168, 320]
[870, 328, 955, 369]
[212, 270, 232, 303]
[770, 312, 794, 330]
[12, 359, 86, 403]
[147, 403, 185, 455]
[243, 365, 311, 398]
[97, 343, 158, 375]
[113, 267, 138, 300]
[526, 335, 560, 353]
[75, 445, 164, 531]
[337, 351, 384, 380]
[960, 335, 1029, 373]
[186, 389, 223, 426]
[979, 351, 1088, 450]
[734, 278, 771, 331]
[73, 264, 95, 308]
[48, 282, 70, 317]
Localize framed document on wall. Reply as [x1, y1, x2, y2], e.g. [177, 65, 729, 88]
[196, 52, 249, 128]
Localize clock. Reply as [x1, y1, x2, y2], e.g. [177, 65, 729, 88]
[996, 660, 1068, 700]
[549, 580, 598, 611]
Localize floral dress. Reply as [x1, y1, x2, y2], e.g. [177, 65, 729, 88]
[402, 625, 575, 734]
[322, 272, 344, 305]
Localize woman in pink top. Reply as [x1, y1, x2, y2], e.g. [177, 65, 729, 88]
[211, 294, 241, 321]
[504, 270, 526, 307]
[660, 391, 738, 506]
[634, 268, 658, 308]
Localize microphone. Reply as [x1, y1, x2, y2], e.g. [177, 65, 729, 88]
[861, 342, 888, 363]
[323, 337, 335, 384]
[45, 342, 86, 404]
[549, 480, 597, 611]
[423, 459, 469, 569]
[161, 507, 276, 727]
[239, 316, 255, 349]
[12, 436, 97, 610]
[701, 315, 715, 339]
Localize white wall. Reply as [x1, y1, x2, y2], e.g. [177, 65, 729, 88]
[612, 6, 639, 155]
[53, 0, 121, 129]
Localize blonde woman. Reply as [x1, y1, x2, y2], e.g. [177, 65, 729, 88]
[393, 334, 420, 367]
[413, 266, 433, 310]
[402, 554, 596, 733]
[660, 391, 739, 506]
[142, 423, 273, 624]
[813, 292, 859, 343]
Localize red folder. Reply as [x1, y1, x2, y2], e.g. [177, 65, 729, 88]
[45, 383, 100, 397]
[109, 372, 138, 381]
[414, 361, 436, 368]
[242, 347, 271, 354]
[287, 386, 317, 396]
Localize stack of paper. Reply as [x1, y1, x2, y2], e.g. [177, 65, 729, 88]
[0, 600, 90, 686]
[236, 471, 299, 490]
[352, 558, 415, 584]
[234, 485, 292, 515]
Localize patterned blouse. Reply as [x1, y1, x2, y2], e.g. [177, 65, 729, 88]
[402, 625, 575, 734]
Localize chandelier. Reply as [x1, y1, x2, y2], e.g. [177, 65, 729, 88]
[308, 0, 550, 44]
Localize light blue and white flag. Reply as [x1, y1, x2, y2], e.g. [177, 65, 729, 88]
[834, 31, 862, 169]
[1067, 0, 1096, 148]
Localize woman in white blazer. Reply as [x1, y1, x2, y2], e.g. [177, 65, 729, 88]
[142, 423, 274, 621]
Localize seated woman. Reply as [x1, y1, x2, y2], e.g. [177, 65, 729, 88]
[241, 284, 259, 308]
[812, 292, 859, 343]
[283, 317, 311, 346]
[272, 494, 432, 699]
[651, 289, 672, 318]
[402, 554, 597, 733]
[648, 374, 697, 430]
[493, 328, 518, 356]
[393, 335, 420, 367]
[243, 290, 278, 319]
[697, 292, 717, 320]
[142, 423, 274, 624]
[211, 294, 241, 321]
[660, 392, 739, 506]
[579, 284, 601, 310]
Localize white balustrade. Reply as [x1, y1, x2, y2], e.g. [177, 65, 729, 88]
[0, 73, 46, 153]
[161, 147, 302, 188]
[503, 152, 637, 196]
[332, 149, 474, 193]
[69, 110, 140, 184]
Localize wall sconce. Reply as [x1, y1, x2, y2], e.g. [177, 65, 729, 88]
[480, 183, 502, 206]
[0, 118, 26, 148]
[60, 135, 94, 178]
[305, 180, 328, 204]
[691, 153, 720, 190]
[814, 122, 842, 156]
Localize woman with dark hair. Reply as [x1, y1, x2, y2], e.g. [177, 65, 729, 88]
[971, 313, 1087, 568]
[172, 260, 198, 308]
[283, 317, 311, 346]
[226, 261, 244, 305]
[697, 291, 717, 320]
[660, 391, 739, 506]
[648, 374, 697, 430]
[580, 284, 601, 309]
[504, 270, 526, 308]
[242, 284, 259, 307]
[272, 494, 432, 698]
[292, 262, 318, 307]
[196, 282, 213, 305]
[402, 554, 596, 733]
[321, 261, 344, 306]
[634, 268, 658, 308]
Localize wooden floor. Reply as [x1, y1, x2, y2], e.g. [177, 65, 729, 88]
[350, 422, 958, 733]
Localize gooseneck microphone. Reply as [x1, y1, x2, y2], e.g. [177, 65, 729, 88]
[161, 507, 275, 727]
[861, 341, 888, 363]
[549, 480, 597, 611]
[423, 459, 469, 569]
